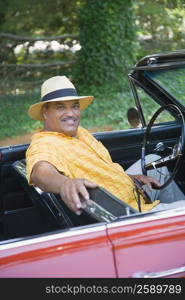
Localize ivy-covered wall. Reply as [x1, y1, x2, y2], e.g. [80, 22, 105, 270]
[74, 0, 135, 91]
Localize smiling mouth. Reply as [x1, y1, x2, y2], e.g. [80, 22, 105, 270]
[61, 118, 77, 125]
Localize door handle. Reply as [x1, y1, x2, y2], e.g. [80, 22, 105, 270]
[132, 265, 185, 278]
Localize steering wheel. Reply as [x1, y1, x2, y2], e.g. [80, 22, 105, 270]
[141, 104, 185, 189]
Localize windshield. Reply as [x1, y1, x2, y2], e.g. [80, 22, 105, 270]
[144, 66, 185, 105]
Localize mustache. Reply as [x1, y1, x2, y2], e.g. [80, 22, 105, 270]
[61, 117, 77, 121]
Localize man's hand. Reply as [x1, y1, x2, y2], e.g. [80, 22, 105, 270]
[59, 178, 98, 215]
[31, 161, 98, 216]
[129, 174, 162, 190]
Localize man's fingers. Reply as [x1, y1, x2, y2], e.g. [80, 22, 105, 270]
[71, 190, 83, 211]
[60, 178, 97, 215]
[75, 179, 96, 210]
[147, 177, 162, 190]
[70, 181, 90, 213]
[63, 184, 82, 214]
[83, 179, 98, 188]
[148, 177, 162, 188]
[146, 182, 152, 190]
[79, 182, 90, 200]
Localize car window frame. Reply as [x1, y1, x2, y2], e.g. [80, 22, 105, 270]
[128, 73, 184, 127]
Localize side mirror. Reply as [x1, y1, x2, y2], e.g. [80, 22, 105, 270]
[127, 107, 141, 128]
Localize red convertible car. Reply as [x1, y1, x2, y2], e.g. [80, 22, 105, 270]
[1, 51, 185, 278]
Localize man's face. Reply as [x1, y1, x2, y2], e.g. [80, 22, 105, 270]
[43, 100, 81, 137]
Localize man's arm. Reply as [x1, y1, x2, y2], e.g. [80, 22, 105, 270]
[31, 161, 98, 215]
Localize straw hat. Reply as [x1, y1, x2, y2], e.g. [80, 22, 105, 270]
[28, 76, 94, 121]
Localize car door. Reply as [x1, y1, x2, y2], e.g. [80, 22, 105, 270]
[0, 223, 116, 278]
[107, 208, 185, 278]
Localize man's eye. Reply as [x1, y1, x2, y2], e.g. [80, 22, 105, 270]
[74, 104, 80, 108]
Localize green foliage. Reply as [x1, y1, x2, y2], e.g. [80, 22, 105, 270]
[1, 0, 185, 93]
[0, 0, 79, 90]
[0, 78, 134, 141]
[133, 0, 185, 59]
[1, 0, 185, 143]
[0, 92, 40, 140]
[0, 0, 78, 35]
[74, 0, 136, 90]
[79, 77, 135, 130]
[145, 68, 185, 105]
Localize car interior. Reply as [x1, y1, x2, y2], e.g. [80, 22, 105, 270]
[1, 109, 185, 244]
[0, 143, 140, 243]
[1, 129, 185, 245]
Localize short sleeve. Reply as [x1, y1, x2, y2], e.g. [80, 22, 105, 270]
[26, 139, 70, 184]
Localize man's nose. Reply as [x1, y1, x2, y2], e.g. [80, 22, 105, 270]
[65, 107, 74, 116]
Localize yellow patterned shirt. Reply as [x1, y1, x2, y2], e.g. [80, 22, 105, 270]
[26, 126, 159, 212]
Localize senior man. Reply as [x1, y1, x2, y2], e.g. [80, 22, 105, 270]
[26, 76, 185, 216]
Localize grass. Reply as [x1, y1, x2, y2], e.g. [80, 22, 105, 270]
[0, 79, 136, 141]
[0, 91, 41, 140]
[0, 70, 179, 143]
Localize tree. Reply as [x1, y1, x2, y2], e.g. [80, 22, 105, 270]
[0, 0, 79, 92]
[134, 0, 185, 58]
[74, 0, 136, 91]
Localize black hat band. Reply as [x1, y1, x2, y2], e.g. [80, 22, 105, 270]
[42, 88, 78, 102]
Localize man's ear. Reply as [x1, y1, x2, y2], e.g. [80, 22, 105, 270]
[43, 111, 47, 120]
[42, 105, 48, 120]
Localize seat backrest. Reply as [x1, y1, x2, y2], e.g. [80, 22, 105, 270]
[0, 144, 29, 163]
[0, 144, 31, 212]
[11, 159, 76, 228]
